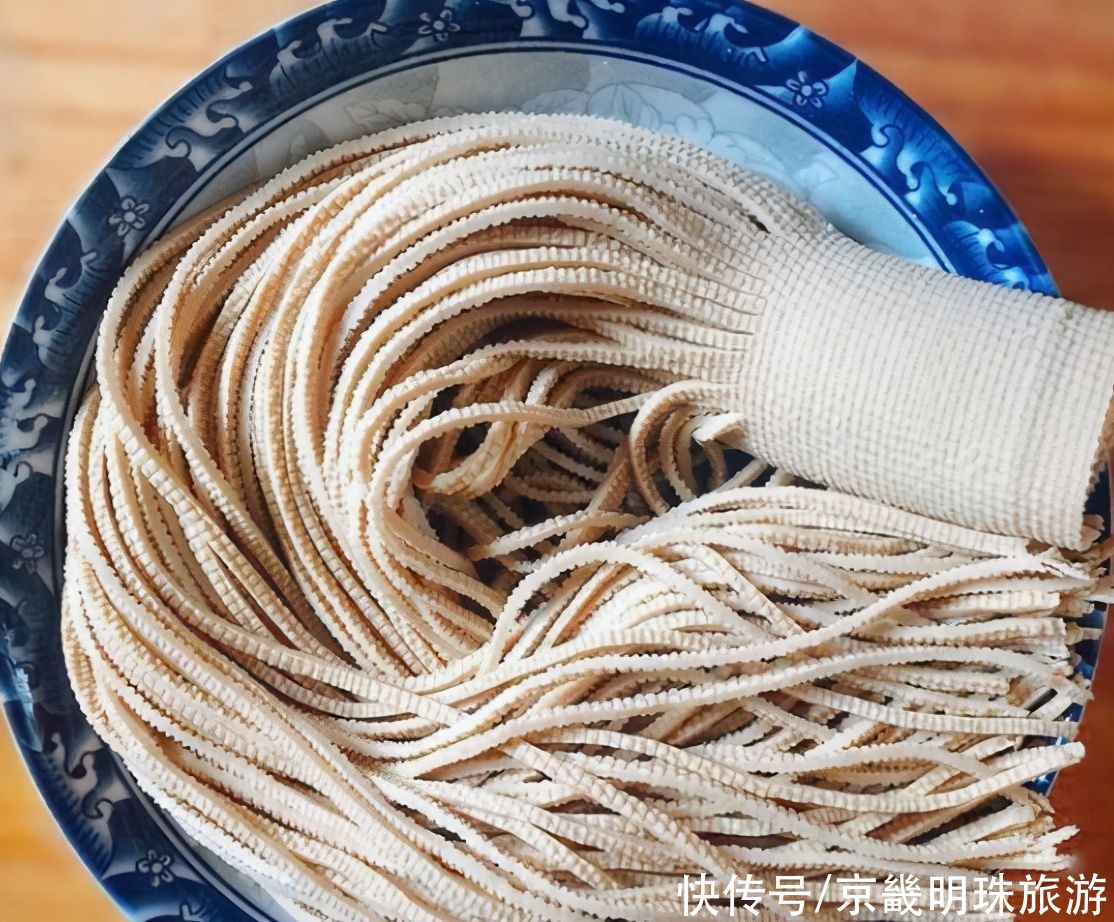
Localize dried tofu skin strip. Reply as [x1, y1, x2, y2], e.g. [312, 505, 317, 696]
[62, 114, 1111, 922]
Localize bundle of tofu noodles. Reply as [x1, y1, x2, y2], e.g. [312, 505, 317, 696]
[63, 114, 1114, 921]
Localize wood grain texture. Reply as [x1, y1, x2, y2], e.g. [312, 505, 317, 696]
[0, 2, 1111, 919]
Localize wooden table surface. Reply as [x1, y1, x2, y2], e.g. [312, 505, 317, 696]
[1, 2, 1112, 919]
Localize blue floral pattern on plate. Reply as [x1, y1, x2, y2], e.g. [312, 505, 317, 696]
[0, 1, 1100, 919]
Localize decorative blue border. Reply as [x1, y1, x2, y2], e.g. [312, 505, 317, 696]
[0, 2, 1091, 919]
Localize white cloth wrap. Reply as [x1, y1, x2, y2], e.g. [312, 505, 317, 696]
[733, 228, 1114, 549]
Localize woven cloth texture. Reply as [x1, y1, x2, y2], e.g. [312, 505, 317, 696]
[735, 229, 1114, 549]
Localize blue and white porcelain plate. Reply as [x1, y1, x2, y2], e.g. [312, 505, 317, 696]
[0, 2, 1102, 919]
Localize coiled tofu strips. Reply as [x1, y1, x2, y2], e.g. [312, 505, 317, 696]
[62, 114, 1112, 921]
